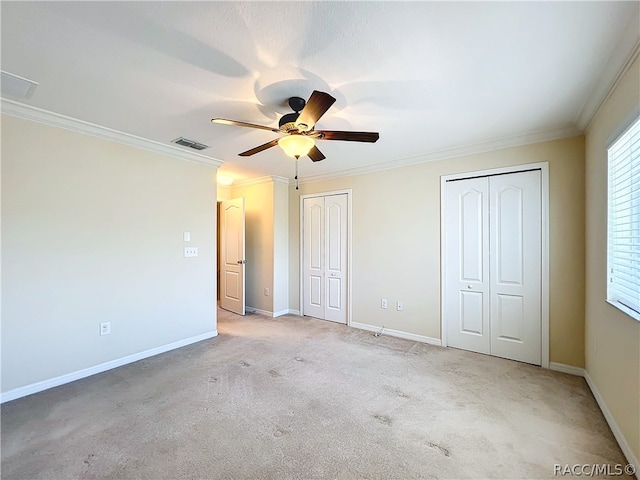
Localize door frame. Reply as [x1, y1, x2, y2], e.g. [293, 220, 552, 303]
[440, 162, 550, 368]
[299, 189, 352, 325]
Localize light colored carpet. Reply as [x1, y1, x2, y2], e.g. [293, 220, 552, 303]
[1, 309, 630, 479]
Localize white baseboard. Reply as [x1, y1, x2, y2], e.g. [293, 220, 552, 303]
[247, 307, 300, 318]
[549, 362, 586, 377]
[273, 309, 300, 317]
[247, 307, 272, 316]
[548, 362, 638, 477]
[584, 371, 639, 478]
[350, 321, 442, 346]
[0, 330, 218, 404]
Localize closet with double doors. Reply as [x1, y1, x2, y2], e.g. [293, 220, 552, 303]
[442, 167, 544, 365]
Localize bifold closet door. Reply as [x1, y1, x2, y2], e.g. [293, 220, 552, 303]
[444, 170, 542, 365]
[444, 177, 491, 355]
[303, 194, 348, 324]
[489, 171, 541, 364]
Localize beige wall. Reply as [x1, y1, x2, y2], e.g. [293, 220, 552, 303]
[585, 55, 640, 463]
[1, 115, 218, 394]
[290, 135, 585, 367]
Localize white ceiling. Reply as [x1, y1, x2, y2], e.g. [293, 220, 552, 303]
[2, 1, 638, 184]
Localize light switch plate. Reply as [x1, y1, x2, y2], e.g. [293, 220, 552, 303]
[183, 232, 191, 242]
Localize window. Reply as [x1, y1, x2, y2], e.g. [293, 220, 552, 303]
[608, 115, 640, 321]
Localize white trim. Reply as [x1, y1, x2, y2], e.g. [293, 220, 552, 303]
[549, 362, 585, 377]
[246, 307, 272, 317]
[250, 308, 300, 318]
[350, 322, 442, 346]
[584, 371, 640, 478]
[606, 299, 640, 322]
[0, 330, 218, 404]
[299, 190, 353, 326]
[440, 162, 550, 368]
[274, 309, 301, 317]
[541, 164, 550, 369]
[233, 175, 289, 188]
[0, 98, 223, 168]
[298, 126, 579, 185]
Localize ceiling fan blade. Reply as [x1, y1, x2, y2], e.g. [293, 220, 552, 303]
[307, 145, 326, 162]
[211, 118, 281, 133]
[238, 139, 280, 156]
[295, 91, 336, 131]
[317, 130, 380, 143]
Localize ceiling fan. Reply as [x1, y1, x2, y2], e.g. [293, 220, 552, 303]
[211, 90, 379, 162]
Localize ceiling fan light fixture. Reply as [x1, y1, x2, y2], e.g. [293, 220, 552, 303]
[278, 134, 315, 158]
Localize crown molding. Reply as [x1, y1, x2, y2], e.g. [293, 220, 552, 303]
[271, 175, 290, 186]
[1, 98, 224, 168]
[298, 124, 580, 185]
[233, 175, 290, 188]
[576, 7, 640, 131]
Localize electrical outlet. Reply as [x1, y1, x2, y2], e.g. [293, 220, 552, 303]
[397, 301, 404, 311]
[100, 322, 111, 336]
[381, 298, 388, 309]
[264, 287, 270, 296]
[184, 247, 198, 257]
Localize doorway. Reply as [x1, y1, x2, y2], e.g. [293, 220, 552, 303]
[219, 197, 246, 315]
[300, 191, 351, 324]
[441, 163, 549, 366]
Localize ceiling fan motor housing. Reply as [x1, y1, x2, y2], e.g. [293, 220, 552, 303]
[278, 96, 307, 130]
[288, 96, 306, 112]
[279, 112, 300, 129]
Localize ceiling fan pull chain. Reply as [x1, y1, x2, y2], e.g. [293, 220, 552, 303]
[295, 156, 299, 190]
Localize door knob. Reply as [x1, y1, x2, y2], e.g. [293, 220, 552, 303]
[237, 260, 247, 264]
[467, 285, 472, 289]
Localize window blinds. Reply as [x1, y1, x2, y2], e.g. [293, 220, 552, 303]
[608, 116, 640, 316]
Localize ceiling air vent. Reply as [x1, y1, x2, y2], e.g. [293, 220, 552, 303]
[172, 137, 209, 150]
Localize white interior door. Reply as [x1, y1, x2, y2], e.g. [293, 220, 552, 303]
[489, 170, 541, 364]
[324, 195, 348, 323]
[303, 196, 325, 320]
[303, 193, 348, 324]
[443, 170, 542, 365]
[444, 177, 491, 355]
[220, 197, 245, 315]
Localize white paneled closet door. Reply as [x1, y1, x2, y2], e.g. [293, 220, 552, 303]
[444, 170, 542, 365]
[489, 171, 541, 364]
[303, 194, 348, 324]
[443, 177, 491, 355]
